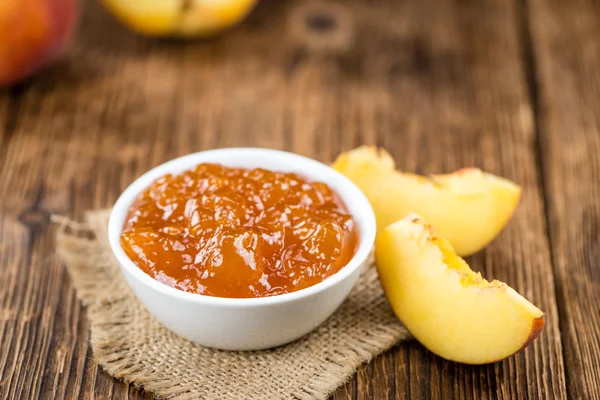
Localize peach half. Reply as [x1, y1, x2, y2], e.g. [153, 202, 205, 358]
[375, 214, 545, 364]
[332, 146, 521, 256]
[101, 0, 258, 37]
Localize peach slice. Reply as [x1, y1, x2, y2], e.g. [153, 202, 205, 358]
[332, 146, 521, 256]
[375, 214, 545, 364]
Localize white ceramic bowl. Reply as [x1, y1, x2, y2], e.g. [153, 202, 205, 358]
[108, 148, 376, 350]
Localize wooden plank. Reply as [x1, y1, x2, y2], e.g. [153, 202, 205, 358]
[527, 0, 600, 398]
[0, 0, 569, 399]
[0, 88, 21, 161]
[372, 352, 395, 400]
[336, 0, 566, 398]
[331, 0, 564, 398]
[332, 380, 356, 400]
[356, 363, 374, 400]
[0, 95, 11, 153]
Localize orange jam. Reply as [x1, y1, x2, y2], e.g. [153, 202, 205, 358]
[121, 163, 359, 298]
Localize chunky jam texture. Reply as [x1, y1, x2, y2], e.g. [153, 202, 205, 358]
[121, 163, 358, 298]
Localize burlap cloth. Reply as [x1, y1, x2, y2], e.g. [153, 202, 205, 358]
[55, 210, 410, 400]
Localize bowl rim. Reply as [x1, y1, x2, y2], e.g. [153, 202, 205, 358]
[108, 147, 376, 307]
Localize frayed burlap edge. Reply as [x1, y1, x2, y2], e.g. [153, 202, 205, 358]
[54, 210, 410, 400]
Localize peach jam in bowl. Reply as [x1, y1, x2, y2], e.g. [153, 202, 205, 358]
[108, 148, 375, 350]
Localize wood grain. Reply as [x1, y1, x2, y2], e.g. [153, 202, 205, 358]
[527, 0, 600, 398]
[354, 0, 566, 397]
[0, 0, 585, 398]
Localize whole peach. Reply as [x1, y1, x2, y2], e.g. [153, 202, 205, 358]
[0, 0, 77, 87]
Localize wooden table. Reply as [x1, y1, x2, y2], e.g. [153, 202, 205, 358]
[1, 0, 599, 398]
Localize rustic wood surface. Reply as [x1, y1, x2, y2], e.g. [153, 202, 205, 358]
[527, 0, 600, 398]
[0, 0, 597, 398]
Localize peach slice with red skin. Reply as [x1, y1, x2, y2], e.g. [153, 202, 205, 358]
[375, 214, 545, 364]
